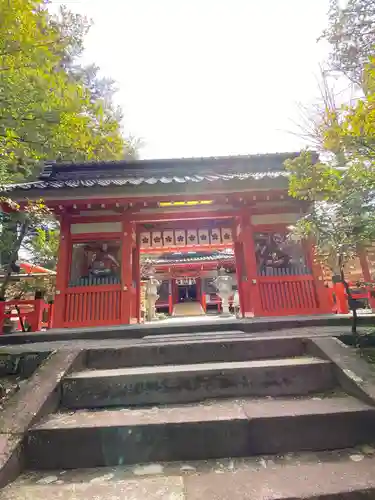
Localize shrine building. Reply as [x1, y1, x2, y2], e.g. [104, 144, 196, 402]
[2, 152, 341, 328]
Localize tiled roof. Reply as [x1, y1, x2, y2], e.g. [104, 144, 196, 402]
[0, 152, 302, 192]
[2, 171, 288, 191]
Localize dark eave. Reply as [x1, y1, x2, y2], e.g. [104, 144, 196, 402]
[41, 152, 300, 179]
[0, 152, 305, 194]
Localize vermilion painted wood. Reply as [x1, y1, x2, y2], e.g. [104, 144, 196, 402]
[154, 261, 236, 274]
[53, 217, 70, 328]
[136, 219, 235, 231]
[332, 282, 349, 314]
[70, 232, 121, 242]
[233, 217, 246, 318]
[201, 291, 206, 312]
[64, 288, 122, 326]
[120, 220, 133, 324]
[47, 303, 54, 329]
[257, 275, 317, 282]
[55, 198, 329, 327]
[46, 189, 290, 209]
[140, 243, 233, 254]
[196, 277, 201, 305]
[172, 279, 178, 310]
[240, 212, 261, 316]
[257, 277, 320, 316]
[0, 299, 53, 332]
[134, 233, 141, 323]
[131, 210, 236, 223]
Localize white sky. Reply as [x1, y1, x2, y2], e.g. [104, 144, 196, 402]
[51, 0, 331, 159]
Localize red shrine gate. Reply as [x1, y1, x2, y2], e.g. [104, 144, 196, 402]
[1, 153, 337, 329]
[53, 214, 328, 328]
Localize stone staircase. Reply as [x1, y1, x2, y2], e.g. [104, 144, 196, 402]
[4, 334, 375, 498]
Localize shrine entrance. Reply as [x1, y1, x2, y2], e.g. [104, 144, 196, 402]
[176, 278, 198, 303]
[56, 214, 329, 327]
[7, 152, 335, 329]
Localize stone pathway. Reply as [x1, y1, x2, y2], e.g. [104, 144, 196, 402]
[4, 448, 375, 499]
[0, 325, 366, 353]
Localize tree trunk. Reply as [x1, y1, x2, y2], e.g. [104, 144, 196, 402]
[0, 221, 28, 301]
[341, 268, 358, 338]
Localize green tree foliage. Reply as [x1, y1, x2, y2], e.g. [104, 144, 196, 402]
[22, 224, 59, 270]
[0, 199, 51, 300]
[320, 60, 375, 194]
[287, 0, 375, 334]
[0, 0, 128, 181]
[285, 150, 375, 334]
[287, 0, 375, 274]
[286, 151, 375, 274]
[320, 0, 375, 87]
[0, 0, 136, 275]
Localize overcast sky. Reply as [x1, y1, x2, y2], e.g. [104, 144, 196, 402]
[51, 0, 331, 159]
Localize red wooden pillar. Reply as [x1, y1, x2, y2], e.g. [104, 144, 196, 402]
[53, 216, 70, 328]
[334, 281, 349, 314]
[233, 241, 245, 317]
[120, 219, 133, 324]
[133, 229, 141, 323]
[239, 212, 261, 317]
[172, 278, 177, 311]
[47, 302, 55, 329]
[196, 277, 201, 303]
[29, 299, 44, 331]
[233, 217, 246, 317]
[168, 279, 173, 315]
[200, 276, 207, 312]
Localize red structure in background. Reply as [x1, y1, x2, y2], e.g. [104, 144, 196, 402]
[0, 299, 53, 333]
[2, 152, 374, 329]
[0, 262, 55, 332]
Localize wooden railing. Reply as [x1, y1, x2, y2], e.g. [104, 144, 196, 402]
[63, 285, 122, 327]
[328, 282, 375, 314]
[0, 299, 54, 333]
[258, 275, 319, 316]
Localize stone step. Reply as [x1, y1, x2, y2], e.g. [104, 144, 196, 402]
[85, 336, 306, 369]
[61, 356, 335, 408]
[26, 396, 375, 470]
[6, 452, 375, 499]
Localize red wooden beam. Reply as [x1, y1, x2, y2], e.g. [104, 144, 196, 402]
[139, 243, 233, 254]
[131, 210, 236, 223]
[136, 219, 235, 230]
[154, 259, 235, 273]
[63, 203, 303, 226]
[38, 189, 291, 209]
[70, 232, 121, 242]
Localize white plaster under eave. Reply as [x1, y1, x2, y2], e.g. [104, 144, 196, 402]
[70, 222, 121, 234]
[251, 213, 300, 226]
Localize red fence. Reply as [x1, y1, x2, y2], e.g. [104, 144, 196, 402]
[328, 282, 375, 314]
[0, 299, 54, 333]
[63, 285, 122, 327]
[258, 276, 319, 316]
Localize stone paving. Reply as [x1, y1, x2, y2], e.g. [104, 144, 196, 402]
[1, 320, 375, 498]
[0, 325, 366, 353]
[3, 448, 375, 499]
